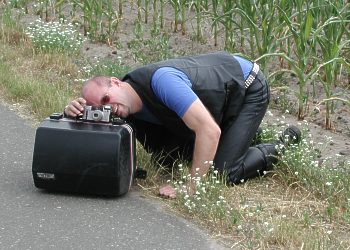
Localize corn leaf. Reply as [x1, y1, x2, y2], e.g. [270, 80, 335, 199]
[304, 10, 313, 40]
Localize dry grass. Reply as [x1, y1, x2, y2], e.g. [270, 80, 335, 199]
[222, 177, 340, 249]
[0, 41, 80, 120]
[134, 146, 350, 249]
[137, 171, 350, 249]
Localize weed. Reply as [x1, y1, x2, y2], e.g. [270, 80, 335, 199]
[128, 32, 172, 64]
[171, 164, 241, 231]
[25, 18, 85, 54]
[0, 5, 27, 44]
[78, 56, 131, 80]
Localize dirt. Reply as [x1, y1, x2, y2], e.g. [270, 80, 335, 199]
[6, 3, 350, 161]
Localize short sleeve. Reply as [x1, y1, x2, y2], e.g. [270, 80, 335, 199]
[151, 67, 198, 118]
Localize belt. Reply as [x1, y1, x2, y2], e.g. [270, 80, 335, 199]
[244, 62, 260, 89]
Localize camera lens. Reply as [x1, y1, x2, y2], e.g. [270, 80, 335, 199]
[91, 110, 103, 121]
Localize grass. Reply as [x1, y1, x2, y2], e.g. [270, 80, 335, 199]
[0, 50, 77, 118]
[134, 115, 350, 248]
[0, 28, 81, 118]
[1, 5, 350, 249]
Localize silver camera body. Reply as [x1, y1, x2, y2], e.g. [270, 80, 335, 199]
[82, 105, 112, 123]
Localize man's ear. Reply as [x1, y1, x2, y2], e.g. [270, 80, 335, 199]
[111, 77, 122, 86]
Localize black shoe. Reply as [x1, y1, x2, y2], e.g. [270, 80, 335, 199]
[279, 125, 301, 146]
[256, 143, 279, 171]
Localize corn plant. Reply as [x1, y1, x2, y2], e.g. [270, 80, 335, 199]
[71, 0, 91, 36]
[210, 0, 219, 46]
[221, 0, 235, 51]
[151, 0, 158, 34]
[169, 0, 179, 32]
[179, 0, 186, 35]
[54, 0, 66, 20]
[90, 0, 103, 39]
[159, 0, 164, 29]
[275, 0, 294, 69]
[33, 0, 56, 22]
[71, 0, 117, 42]
[104, 0, 120, 44]
[117, 0, 123, 16]
[144, 0, 150, 23]
[34, 1, 44, 20]
[233, 0, 285, 70]
[44, 0, 52, 21]
[211, 0, 236, 51]
[274, 1, 317, 120]
[169, 0, 186, 34]
[137, 0, 142, 22]
[314, 2, 350, 128]
[233, 0, 256, 55]
[190, 0, 204, 42]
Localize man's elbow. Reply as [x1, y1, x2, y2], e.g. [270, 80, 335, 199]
[209, 124, 221, 142]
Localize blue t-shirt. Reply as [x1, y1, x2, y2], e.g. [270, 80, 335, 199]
[134, 55, 253, 123]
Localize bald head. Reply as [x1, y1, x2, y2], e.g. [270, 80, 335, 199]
[80, 75, 142, 115]
[82, 76, 112, 97]
[80, 76, 114, 106]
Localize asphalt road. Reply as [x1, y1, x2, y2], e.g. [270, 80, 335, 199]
[0, 102, 228, 250]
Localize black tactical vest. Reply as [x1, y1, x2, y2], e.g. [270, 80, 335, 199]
[122, 51, 247, 137]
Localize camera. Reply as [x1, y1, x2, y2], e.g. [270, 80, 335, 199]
[82, 105, 112, 123]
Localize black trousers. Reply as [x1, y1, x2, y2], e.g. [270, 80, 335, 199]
[132, 71, 274, 183]
[214, 71, 273, 183]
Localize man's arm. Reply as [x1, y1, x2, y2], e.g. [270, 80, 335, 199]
[182, 99, 221, 180]
[159, 99, 221, 198]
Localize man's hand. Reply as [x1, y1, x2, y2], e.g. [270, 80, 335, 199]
[159, 185, 177, 199]
[159, 181, 197, 199]
[64, 98, 86, 117]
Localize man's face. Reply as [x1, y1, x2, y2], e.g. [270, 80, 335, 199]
[82, 82, 131, 118]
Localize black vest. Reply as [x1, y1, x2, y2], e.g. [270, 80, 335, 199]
[122, 51, 247, 137]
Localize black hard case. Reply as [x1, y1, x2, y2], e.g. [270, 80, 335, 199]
[32, 117, 136, 196]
